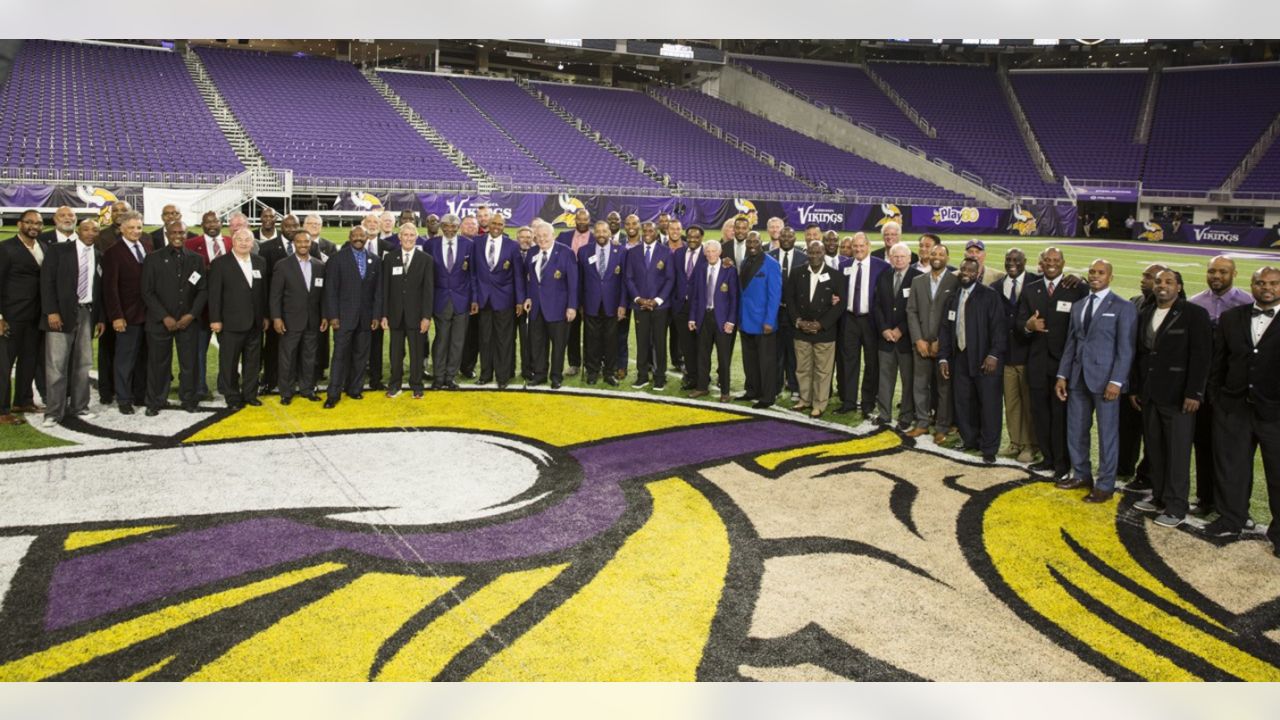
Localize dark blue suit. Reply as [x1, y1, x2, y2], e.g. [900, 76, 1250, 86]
[837, 254, 889, 411]
[472, 234, 525, 385]
[938, 282, 1007, 456]
[625, 241, 675, 385]
[324, 245, 383, 400]
[1057, 289, 1137, 491]
[738, 252, 783, 402]
[671, 245, 705, 386]
[578, 241, 627, 380]
[423, 234, 474, 385]
[526, 244, 579, 385]
[688, 260, 740, 394]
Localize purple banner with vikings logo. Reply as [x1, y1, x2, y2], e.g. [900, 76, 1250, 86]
[1133, 221, 1278, 248]
[909, 206, 1006, 233]
[0, 184, 55, 208]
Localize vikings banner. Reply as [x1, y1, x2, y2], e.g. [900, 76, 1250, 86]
[1133, 221, 1278, 248]
[1, 184, 143, 222]
[909, 206, 1006, 233]
[1007, 201, 1078, 237]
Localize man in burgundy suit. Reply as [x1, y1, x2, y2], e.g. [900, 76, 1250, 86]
[185, 211, 231, 400]
[101, 211, 153, 414]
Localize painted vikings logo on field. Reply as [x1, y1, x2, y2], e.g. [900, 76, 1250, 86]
[1008, 206, 1038, 237]
[552, 194, 588, 226]
[1, 392, 1278, 682]
[1138, 222, 1165, 242]
[875, 203, 903, 228]
[930, 206, 982, 226]
[733, 198, 759, 227]
[75, 186, 119, 225]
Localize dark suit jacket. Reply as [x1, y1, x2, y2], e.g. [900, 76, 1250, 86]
[789, 263, 844, 344]
[769, 247, 803, 310]
[313, 237, 339, 262]
[95, 224, 123, 252]
[0, 236, 49, 324]
[1132, 299, 1212, 407]
[938, 282, 1007, 377]
[141, 246, 208, 332]
[324, 245, 383, 327]
[1210, 303, 1280, 420]
[671, 245, 706, 315]
[837, 255, 889, 323]
[1016, 276, 1089, 382]
[39, 229, 78, 245]
[472, 235, 526, 311]
[149, 226, 168, 248]
[208, 253, 268, 332]
[873, 266, 922, 352]
[40, 241, 103, 331]
[382, 247, 434, 330]
[102, 238, 153, 325]
[270, 256, 326, 332]
[260, 237, 291, 285]
[990, 271, 1042, 365]
[578, 242, 627, 316]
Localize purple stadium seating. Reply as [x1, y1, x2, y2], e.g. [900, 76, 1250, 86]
[655, 87, 969, 202]
[533, 82, 814, 196]
[0, 40, 243, 181]
[195, 47, 467, 187]
[1010, 70, 1147, 183]
[1143, 64, 1280, 192]
[1237, 139, 1280, 193]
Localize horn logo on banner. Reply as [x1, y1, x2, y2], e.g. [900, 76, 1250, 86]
[1008, 206, 1038, 236]
[876, 203, 903, 227]
[76, 186, 119, 224]
[352, 192, 384, 211]
[1138, 222, 1164, 242]
[733, 198, 759, 227]
[553, 194, 587, 226]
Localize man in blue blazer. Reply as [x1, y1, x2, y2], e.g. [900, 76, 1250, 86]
[625, 221, 674, 390]
[578, 219, 627, 386]
[471, 214, 525, 389]
[524, 222, 579, 388]
[836, 233, 890, 415]
[324, 226, 383, 408]
[1055, 259, 1137, 502]
[423, 214, 475, 390]
[737, 233, 783, 409]
[687, 239, 739, 401]
[670, 225, 705, 390]
[939, 258, 1007, 463]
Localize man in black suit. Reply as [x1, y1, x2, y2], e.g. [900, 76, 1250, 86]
[149, 204, 182, 248]
[789, 240, 844, 417]
[1017, 247, 1089, 479]
[1130, 270, 1212, 528]
[141, 221, 207, 415]
[0, 209, 49, 424]
[258, 213, 300, 394]
[939, 258, 1006, 463]
[324, 226, 383, 408]
[40, 219, 105, 427]
[270, 229, 327, 405]
[669, 223, 701, 390]
[872, 243, 922, 428]
[1203, 267, 1280, 552]
[1120, 263, 1168, 487]
[209, 228, 269, 410]
[93, 200, 130, 406]
[302, 214, 337, 383]
[993, 248, 1042, 462]
[770, 226, 802, 400]
[38, 206, 80, 245]
[382, 223, 434, 398]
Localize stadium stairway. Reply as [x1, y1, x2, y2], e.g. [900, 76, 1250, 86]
[516, 79, 672, 189]
[182, 48, 275, 188]
[445, 78, 569, 186]
[1223, 109, 1280, 193]
[996, 64, 1056, 184]
[859, 63, 937, 141]
[363, 69, 493, 189]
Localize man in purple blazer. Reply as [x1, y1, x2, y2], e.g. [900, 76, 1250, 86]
[471, 213, 525, 389]
[687, 240, 739, 402]
[625, 221, 674, 390]
[578, 219, 627, 386]
[422, 213, 475, 390]
[524, 221, 579, 389]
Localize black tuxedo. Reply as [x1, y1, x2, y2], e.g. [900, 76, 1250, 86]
[256, 236, 292, 390]
[209, 253, 268, 405]
[789, 264, 844, 344]
[140, 245, 208, 410]
[1209, 303, 1280, 541]
[0, 236, 50, 412]
[938, 283, 1006, 455]
[1016, 276, 1089, 474]
[382, 247, 434, 392]
[270, 255, 326, 399]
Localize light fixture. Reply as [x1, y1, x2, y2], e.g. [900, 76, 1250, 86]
[557, 62, 564, 70]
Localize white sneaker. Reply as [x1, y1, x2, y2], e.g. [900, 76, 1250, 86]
[42, 417, 59, 429]
[77, 411, 98, 420]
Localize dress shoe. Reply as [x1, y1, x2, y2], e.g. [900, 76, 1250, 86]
[550, 381, 562, 389]
[792, 403, 812, 412]
[201, 393, 214, 402]
[386, 388, 401, 398]
[896, 419, 912, 431]
[833, 404, 856, 414]
[983, 454, 996, 464]
[13, 404, 42, 414]
[1187, 502, 1214, 517]
[350, 393, 364, 400]
[1017, 448, 1037, 464]
[1122, 477, 1152, 493]
[1200, 518, 1240, 539]
[1055, 475, 1092, 491]
[99, 394, 115, 406]
[280, 396, 293, 406]
[369, 383, 387, 391]
[145, 407, 160, 417]
[688, 389, 709, 399]
[526, 380, 546, 388]
[302, 394, 321, 402]
[586, 376, 599, 385]
[445, 381, 460, 390]
[245, 398, 263, 407]
[719, 394, 730, 403]
[459, 370, 476, 380]
[497, 383, 509, 390]
[809, 408, 824, 418]
[1000, 444, 1022, 458]
[933, 432, 948, 444]
[42, 416, 59, 428]
[604, 377, 619, 387]
[1083, 488, 1115, 503]
[1028, 460, 1055, 473]
[566, 366, 580, 376]
[615, 369, 626, 380]
[680, 381, 695, 391]
[118, 404, 135, 415]
[0, 413, 25, 425]
[184, 404, 200, 413]
[412, 390, 425, 399]
[323, 399, 338, 409]
[751, 400, 773, 410]
[260, 384, 277, 395]
[431, 383, 445, 391]
[905, 427, 928, 438]
[734, 394, 758, 402]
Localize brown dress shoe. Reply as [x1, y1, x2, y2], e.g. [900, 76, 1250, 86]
[1083, 488, 1115, 503]
[905, 427, 928, 438]
[933, 432, 947, 443]
[719, 394, 730, 403]
[792, 404, 811, 412]
[1056, 476, 1092, 491]
[809, 408, 824, 418]
[686, 389, 709, 399]
[0, 413, 27, 425]
[13, 404, 43, 414]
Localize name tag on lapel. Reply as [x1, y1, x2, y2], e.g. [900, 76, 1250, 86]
[315, 278, 324, 288]
[1102, 313, 1116, 317]
[947, 310, 957, 321]
[587, 256, 597, 265]
[844, 267, 853, 276]
[902, 288, 910, 298]
[817, 272, 829, 281]
[1056, 301, 1071, 313]
[392, 266, 404, 276]
[252, 270, 262, 279]
[188, 271, 201, 286]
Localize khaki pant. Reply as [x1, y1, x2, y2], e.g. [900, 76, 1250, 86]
[1003, 364, 1037, 450]
[796, 339, 836, 412]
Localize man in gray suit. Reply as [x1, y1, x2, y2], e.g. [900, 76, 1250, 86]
[1055, 259, 1138, 503]
[906, 244, 958, 442]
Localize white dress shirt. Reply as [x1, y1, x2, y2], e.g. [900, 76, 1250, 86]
[236, 254, 254, 287]
[846, 257, 871, 314]
[1252, 305, 1276, 346]
[76, 240, 96, 304]
[204, 234, 225, 260]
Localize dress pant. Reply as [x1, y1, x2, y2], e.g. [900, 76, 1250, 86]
[1118, 392, 1147, 478]
[328, 324, 372, 400]
[529, 313, 568, 384]
[460, 313, 479, 376]
[146, 326, 198, 410]
[367, 327, 384, 388]
[44, 305, 95, 421]
[696, 318, 735, 394]
[568, 314, 583, 369]
[583, 312, 619, 380]
[516, 312, 532, 380]
[838, 312, 878, 412]
[796, 339, 836, 412]
[911, 353, 951, 431]
[633, 306, 668, 384]
[218, 328, 262, 406]
[616, 311, 632, 372]
[1003, 364, 1037, 451]
[672, 309, 695, 385]
[1211, 403, 1280, 543]
[1143, 402, 1196, 518]
[388, 325, 427, 392]
[317, 327, 331, 378]
[876, 347, 915, 424]
[194, 324, 214, 397]
[1029, 369, 1070, 475]
[432, 305, 468, 385]
[97, 322, 116, 402]
[112, 323, 148, 407]
[667, 309, 683, 371]
[1192, 401, 1217, 511]
[775, 306, 799, 395]
[1066, 386, 1121, 492]
[741, 330, 778, 402]
[262, 325, 280, 390]
[950, 351, 1003, 456]
[0, 320, 41, 412]
[278, 329, 319, 400]
[478, 306, 516, 385]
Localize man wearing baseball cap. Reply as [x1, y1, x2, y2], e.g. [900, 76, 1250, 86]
[965, 239, 1003, 286]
